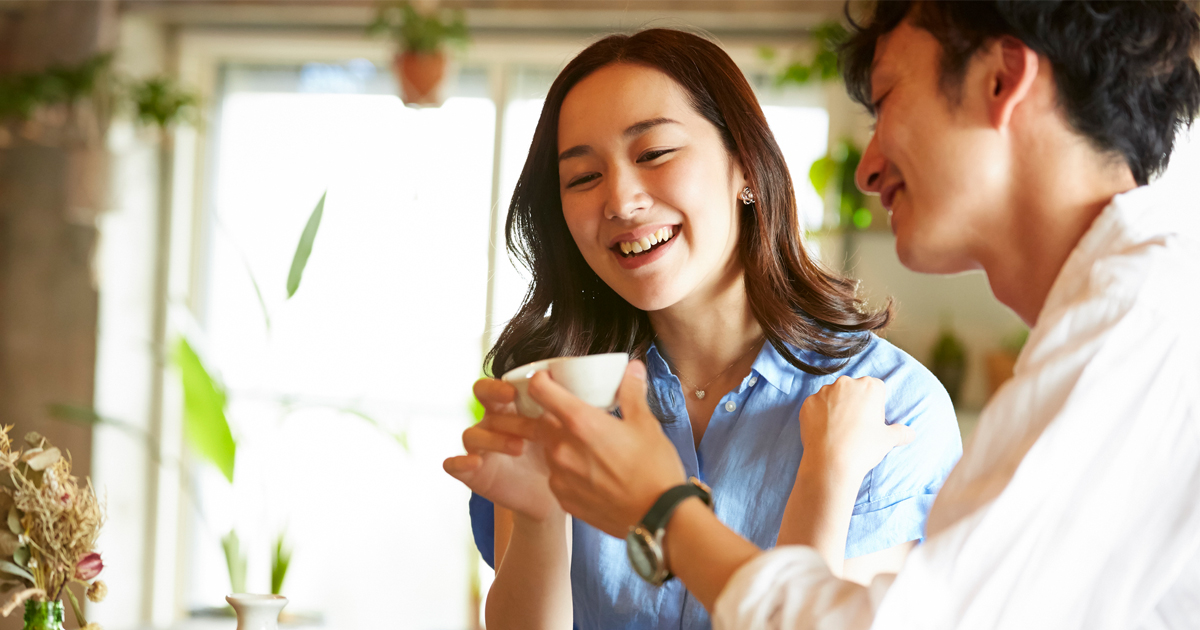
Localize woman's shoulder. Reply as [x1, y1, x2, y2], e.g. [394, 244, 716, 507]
[786, 334, 954, 423]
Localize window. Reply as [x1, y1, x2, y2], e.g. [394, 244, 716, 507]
[184, 52, 829, 630]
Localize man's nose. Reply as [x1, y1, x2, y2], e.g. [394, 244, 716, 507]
[855, 133, 886, 195]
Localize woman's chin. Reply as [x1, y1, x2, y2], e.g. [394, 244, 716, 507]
[612, 285, 685, 313]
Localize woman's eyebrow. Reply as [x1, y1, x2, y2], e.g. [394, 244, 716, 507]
[558, 117, 681, 163]
[624, 117, 679, 138]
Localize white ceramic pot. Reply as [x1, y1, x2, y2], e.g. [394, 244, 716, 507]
[226, 594, 288, 630]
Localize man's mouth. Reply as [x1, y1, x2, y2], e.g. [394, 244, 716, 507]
[613, 225, 677, 258]
[881, 182, 905, 211]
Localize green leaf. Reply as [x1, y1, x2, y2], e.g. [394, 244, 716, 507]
[12, 546, 28, 568]
[339, 408, 409, 452]
[174, 338, 237, 483]
[287, 191, 327, 299]
[222, 529, 247, 594]
[7, 508, 20, 536]
[270, 533, 292, 595]
[0, 560, 33, 583]
[808, 156, 836, 196]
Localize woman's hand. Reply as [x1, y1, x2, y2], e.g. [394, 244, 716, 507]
[443, 379, 560, 522]
[798, 375, 915, 485]
[528, 360, 686, 538]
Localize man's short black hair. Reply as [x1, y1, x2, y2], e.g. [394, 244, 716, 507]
[842, 1, 1200, 186]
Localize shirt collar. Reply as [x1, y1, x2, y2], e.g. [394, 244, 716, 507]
[646, 341, 795, 396]
[748, 341, 795, 395]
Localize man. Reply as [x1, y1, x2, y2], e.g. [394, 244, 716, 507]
[515, 1, 1200, 628]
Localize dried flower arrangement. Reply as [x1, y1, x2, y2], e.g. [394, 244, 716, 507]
[0, 427, 106, 630]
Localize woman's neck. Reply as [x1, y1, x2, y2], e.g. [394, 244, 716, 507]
[647, 264, 763, 386]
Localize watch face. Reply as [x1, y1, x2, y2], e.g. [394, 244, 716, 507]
[625, 528, 659, 582]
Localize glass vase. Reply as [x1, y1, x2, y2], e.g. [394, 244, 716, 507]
[22, 599, 64, 630]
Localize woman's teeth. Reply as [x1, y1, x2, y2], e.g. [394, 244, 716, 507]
[618, 226, 675, 256]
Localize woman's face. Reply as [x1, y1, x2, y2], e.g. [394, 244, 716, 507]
[557, 63, 745, 312]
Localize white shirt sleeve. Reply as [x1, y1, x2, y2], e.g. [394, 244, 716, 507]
[713, 546, 892, 630]
[712, 184, 1200, 630]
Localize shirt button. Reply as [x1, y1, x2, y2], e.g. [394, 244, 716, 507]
[748, 376, 758, 386]
[724, 401, 737, 412]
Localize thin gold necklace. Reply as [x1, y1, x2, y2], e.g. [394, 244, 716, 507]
[658, 336, 764, 400]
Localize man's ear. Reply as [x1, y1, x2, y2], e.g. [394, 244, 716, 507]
[988, 36, 1039, 130]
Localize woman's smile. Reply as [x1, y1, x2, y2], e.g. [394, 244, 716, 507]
[611, 224, 681, 269]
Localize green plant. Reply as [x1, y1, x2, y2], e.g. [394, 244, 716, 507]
[270, 533, 292, 596]
[0, 53, 113, 121]
[287, 191, 326, 298]
[174, 338, 237, 483]
[930, 324, 968, 405]
[809, 139, 872, 230]
[128, 76, 200, 130]
[368, 1, 469, 54]
[759, 21, 848, 88]
[221, 530, 247, 595]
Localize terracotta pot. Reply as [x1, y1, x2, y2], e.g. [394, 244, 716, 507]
[985, 351, 1018, 399]
[393, 51, 446, 106]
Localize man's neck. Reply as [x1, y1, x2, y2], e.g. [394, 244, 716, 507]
[978, 152, 1138, 326]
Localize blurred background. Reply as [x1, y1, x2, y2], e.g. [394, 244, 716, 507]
[0, 1, 1196, 629]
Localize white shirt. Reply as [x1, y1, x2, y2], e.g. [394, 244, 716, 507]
[713, 181, 1200, 630]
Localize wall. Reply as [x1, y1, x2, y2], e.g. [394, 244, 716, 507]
[0, 1, 118, 627]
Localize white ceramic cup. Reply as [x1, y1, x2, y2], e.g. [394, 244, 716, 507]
[501, 353, 630, 418]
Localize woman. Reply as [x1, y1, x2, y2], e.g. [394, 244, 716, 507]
[443, 28, 961, 630]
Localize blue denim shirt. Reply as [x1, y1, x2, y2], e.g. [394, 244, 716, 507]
[470, 334, 961, 630]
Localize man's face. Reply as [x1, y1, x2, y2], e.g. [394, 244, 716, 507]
[855, 20, 1008, 274]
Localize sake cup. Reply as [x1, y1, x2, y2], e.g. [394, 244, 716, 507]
[501, 353, 630, 418]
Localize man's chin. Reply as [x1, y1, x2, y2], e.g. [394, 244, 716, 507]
[894, 236, 971, 275]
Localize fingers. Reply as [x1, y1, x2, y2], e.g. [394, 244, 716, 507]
[443, 454, 482, 478]
[482, 412, 542, 442]
[474, 378, 517, 411]
[888, 422, 917, 447]
[615, 360, 653, 427]
[528, 371, 598, 438]
[463, 426, 523, 456]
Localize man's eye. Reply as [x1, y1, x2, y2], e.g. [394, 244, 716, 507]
[637, 148, 676, 163]
[567, 173, 599, 188]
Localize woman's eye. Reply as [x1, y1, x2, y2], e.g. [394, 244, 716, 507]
[637, 148, 676, 163]
[566, 173, 600, 188]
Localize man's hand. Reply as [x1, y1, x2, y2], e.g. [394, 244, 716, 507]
[528, 360, 687, 538]
[443, 378, 560, 521]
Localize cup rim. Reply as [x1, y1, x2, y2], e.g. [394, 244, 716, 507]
[500, 352, 628, 384]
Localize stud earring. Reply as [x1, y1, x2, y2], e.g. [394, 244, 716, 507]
[739, 186, 756, 204]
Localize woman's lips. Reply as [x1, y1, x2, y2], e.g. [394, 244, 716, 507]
[613, 231, 678, 269]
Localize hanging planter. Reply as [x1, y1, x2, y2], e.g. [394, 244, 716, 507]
[393, 50, 446, 106]
[369, 1, 469, 107]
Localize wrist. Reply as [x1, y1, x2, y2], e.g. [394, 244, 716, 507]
[513, 502, 566, 530]
[797, 455, 863, 499]
[660, 496, 710, 576]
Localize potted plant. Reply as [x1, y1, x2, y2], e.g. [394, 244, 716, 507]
[0, 429, 107, 630]
[368, 1, 469, 106]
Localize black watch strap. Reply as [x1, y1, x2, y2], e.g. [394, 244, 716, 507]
[641, 477, 713, 533]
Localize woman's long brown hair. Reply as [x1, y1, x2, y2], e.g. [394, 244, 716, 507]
[487, 28, 890, 379]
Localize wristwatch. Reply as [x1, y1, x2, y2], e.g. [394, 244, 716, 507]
[626, 477, 713, 586]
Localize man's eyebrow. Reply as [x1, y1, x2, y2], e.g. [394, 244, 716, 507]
[558, 117, 681, 163]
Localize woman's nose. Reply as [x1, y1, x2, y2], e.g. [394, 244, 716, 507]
[604, 165, 651, 220]
[855, 133, 886, 195]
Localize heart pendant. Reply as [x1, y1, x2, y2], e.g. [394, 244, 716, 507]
[695, 390, 706, 399]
